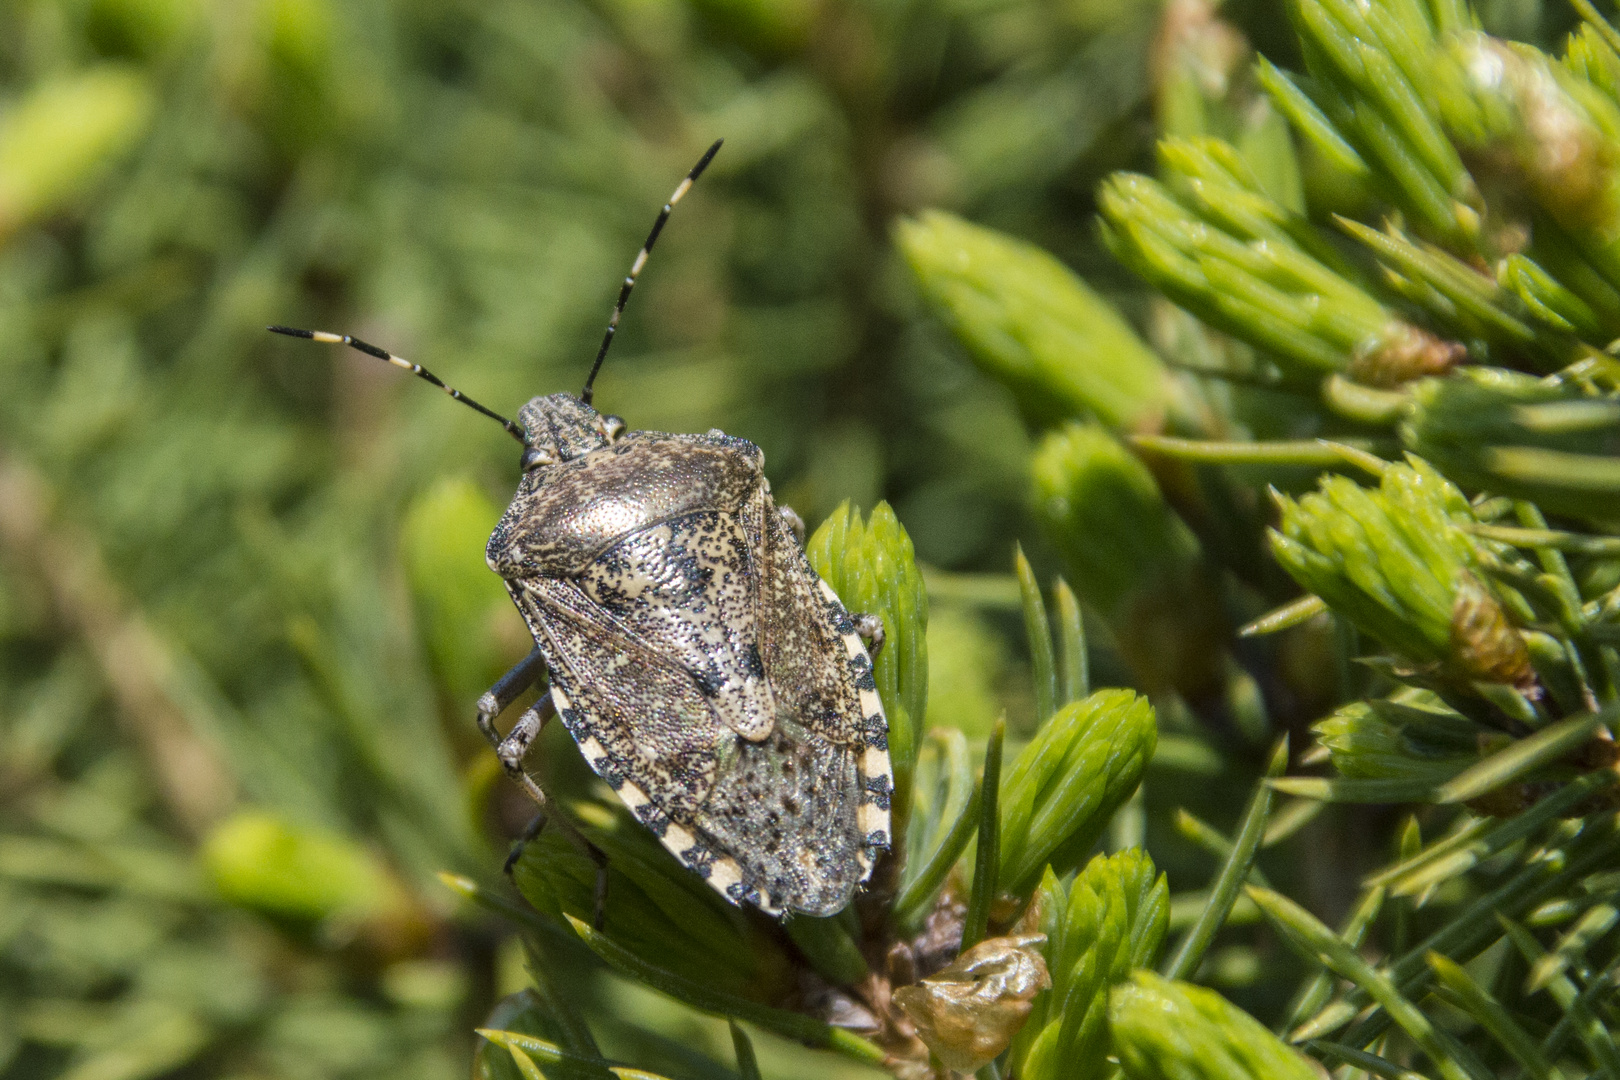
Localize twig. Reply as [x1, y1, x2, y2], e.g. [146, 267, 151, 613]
[0, 455, 235, 834]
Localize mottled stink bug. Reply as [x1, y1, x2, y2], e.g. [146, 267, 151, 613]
[270, 142, 892, 917]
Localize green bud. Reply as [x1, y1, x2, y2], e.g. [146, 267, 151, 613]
[1032, 423, 1223, 697]
[1033, 423, 1193, 621]
[1100, 149, 1448, 384]
[1284, 0, 1480, 243]
[1401, 366, 1620, 522]
[998, 690, 1158, 895]
[1269, 455, 1532, 686]
[1156, 137, 1331, 262]
[0, 67, 154, 238]
[203, 811, 429, 956]
[1013, 850, 1169, 1080]
[895, 209, 1193, 432]
[808, 501, 927, 844]
[1109, 971, 1321, 1080]
[401, 477, 530, 708]
[1314, 696, 1481, 787]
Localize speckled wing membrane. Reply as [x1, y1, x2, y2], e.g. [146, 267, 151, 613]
[506, 470, 891, 918]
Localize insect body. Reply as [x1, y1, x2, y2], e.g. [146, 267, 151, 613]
[270, 142, 891, 917]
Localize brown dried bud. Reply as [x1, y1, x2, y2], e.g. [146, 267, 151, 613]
[1348, 323, 1466, 388]
[1153, 0, 1249, 107]
[1449, 35, 1620, 235]
[1450, 571, 1534, 689]
[892, 933, 1051, 1073]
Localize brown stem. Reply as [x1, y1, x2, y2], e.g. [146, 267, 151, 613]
[0, 455, 236, 834]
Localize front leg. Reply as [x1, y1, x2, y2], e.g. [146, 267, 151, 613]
[476, 646, 547, 750]
[481, 679, 612, 928]
[497, 694, 557, 804]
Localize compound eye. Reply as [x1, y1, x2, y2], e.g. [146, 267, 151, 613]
[601, 415, 626, 442]
[521, 446, 557, 471]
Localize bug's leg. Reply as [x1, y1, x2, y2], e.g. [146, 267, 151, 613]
[480, 648, 563, 874]
[504, 799, 612, 930]
[496, 693, 556, 795]
[504, 810, 549, 874]
[498, 694, 568, 866]
[778, 505, 806, 547]
[853, 613, 885, 660]
[476, 646, 548, 751]
[516, 804, 612, 931]
[591, 857, 610, 931]
[496, 691, 612, 927]
[497, 691, 557, 875]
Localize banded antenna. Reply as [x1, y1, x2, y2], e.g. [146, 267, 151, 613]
[265, 326, 527, 445]
[580, 138, 723, 406]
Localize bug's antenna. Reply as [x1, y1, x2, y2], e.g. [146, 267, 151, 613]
[580, 139, 723, 406]
[267, 326, 527, 444]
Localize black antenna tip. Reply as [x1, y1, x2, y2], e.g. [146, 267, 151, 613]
[693, 140, 723, 177]
[267, 325, 314, 338]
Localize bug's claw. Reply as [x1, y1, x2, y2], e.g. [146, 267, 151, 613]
[779, 505, 806, 547]
[853, 613, 885, 660]
[497, 697, 551, 782]
[476, 648, 547, 751]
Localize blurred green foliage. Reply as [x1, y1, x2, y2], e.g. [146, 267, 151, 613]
[9, 0, 1620, 1075]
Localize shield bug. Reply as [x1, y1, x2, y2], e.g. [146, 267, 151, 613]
[269, 141, 891, 917]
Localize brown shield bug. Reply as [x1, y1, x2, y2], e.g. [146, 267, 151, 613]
[270, 141, 891, 917]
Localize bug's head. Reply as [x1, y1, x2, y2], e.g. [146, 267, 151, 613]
[517, 393, 626, 469]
